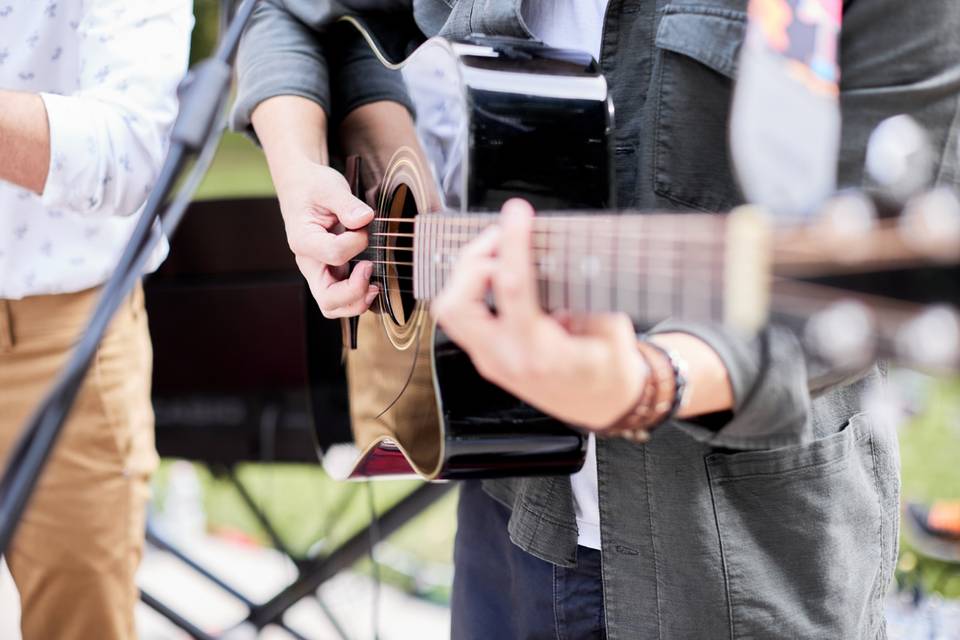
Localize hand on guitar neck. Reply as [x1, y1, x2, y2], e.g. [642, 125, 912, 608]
[432, 199, 735, 432]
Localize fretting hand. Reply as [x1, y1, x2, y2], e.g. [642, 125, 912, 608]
[431, 199, 649, 431]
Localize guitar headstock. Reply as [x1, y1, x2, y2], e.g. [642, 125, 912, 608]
[767, 186, 960, 374]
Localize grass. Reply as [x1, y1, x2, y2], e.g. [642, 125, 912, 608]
[193, 131, 276, 200]
[158, 133, 960, 603]
[895, 378, 960, 598]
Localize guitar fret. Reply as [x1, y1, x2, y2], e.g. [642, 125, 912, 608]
[670, 214, 680, 319]
[658, 217, 672, 321]
[572, 218, 581, 313]
[414, 216, 421, 298]
[610, 215, 619, 317]
[536, 229, 547, 311]
[617, 216, 635, 322]
[717, 219, 724, 321]
[430, 216, 437, 298]
[695, 218, 711, 321]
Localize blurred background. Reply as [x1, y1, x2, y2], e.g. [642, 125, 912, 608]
[2, 3, 959, 639]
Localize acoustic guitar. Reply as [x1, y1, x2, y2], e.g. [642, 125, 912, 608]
[317, 20, 960, 481]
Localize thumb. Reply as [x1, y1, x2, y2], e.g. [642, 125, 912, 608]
[321, 172, 375, 230]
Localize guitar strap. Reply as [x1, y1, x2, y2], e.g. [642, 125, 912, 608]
[730, 0, 844, 220]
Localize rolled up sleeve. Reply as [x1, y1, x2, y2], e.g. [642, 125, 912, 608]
[231, 0, 336, 140]
[40, 0, 193, 218]
[650, 322, 813, 450]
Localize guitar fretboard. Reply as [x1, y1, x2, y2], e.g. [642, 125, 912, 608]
[411, 212, 734, 327]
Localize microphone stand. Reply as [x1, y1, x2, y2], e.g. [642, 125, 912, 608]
[0, 0, 260, 555]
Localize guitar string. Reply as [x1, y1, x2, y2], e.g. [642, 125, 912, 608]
[367, 215, 727, 226]
[361, 217, 825, 257]
[363, 245, 725, 261]
[360, 256, 724, 268]
[357, 215, 728, 302]
[363, 261, 729, 297]
[365, 233, 726, 246]
[366, 216, 876, 258]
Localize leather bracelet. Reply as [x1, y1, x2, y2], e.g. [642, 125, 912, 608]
[607, 340, 680, 442]
[653, 342, 688, 422]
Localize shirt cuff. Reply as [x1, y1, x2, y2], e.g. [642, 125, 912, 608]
[39, 92, 101, 214]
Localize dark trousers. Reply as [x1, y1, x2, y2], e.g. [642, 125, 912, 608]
[451, 481, 607, 640]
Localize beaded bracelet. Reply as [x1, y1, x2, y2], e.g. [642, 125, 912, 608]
[607, 340, 687, 442]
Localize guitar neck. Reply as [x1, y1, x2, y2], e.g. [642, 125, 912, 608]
[412, 209, 771, 332]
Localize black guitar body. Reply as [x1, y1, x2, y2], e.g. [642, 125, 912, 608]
[321, 27, 613, 480]
[434, 38, 614, 478]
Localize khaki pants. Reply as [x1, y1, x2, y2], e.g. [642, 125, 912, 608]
[0, 285, 158, 640]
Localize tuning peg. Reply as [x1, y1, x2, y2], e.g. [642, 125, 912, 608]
[898, 187, 960, 261]
[804, 300, 877, 370]
[815, 190, 877, 262]
[866, 115, 936, 204]
[895, 305, 960, 372]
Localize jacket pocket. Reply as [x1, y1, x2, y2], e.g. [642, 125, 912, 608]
[706, 414, 885, 639]
[652, 7, 746, 212]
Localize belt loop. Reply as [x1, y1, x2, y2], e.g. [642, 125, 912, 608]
[0, 300, 13, 352]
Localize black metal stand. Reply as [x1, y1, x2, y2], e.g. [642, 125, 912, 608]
[142, 478, 454, 639]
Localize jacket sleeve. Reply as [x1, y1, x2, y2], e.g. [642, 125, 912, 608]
[651, 3, 960, 451]
[231, 0, 337, 140]
[231, 0, 415, 142]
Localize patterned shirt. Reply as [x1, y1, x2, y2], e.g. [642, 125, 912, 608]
[0, 0, 193, 299]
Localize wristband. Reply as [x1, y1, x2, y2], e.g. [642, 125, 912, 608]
[607, 340, 685, 441]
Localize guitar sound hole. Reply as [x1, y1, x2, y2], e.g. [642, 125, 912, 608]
[384, 183, 418, 327]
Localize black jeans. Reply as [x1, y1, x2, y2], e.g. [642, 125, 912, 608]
[451, 481, 606, 640]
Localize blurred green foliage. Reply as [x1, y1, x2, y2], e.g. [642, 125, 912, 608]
[190, 0, 221, 64]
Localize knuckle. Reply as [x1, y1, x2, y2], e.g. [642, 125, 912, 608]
[501, 351, 527, 381]
[319, 306, 338, 319]
[526, 356, 550, 380]
[287, 234, 305, 256]
[432, 302, 448, 325]
[472, 354, 499, 382]
[326, 246, 351, 267]
[498, 271, 523, 297]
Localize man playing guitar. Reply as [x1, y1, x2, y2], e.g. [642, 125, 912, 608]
[233, 1, 960, 637]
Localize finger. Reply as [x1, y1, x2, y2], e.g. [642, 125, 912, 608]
[432, 257, 497, 327]
[325, 285, 380, 318]
[315, 172, 375, 230]
[576, 313, 637, 341]
[493, 199, 540, 325]
[289, 225, 369, 267]
[298, 257, 377, 315]
[457, 224, 501, 263]
[432, 225, 499, 315]
[553, 310, 587, 334]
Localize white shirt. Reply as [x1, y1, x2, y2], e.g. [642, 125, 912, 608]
[522, 0, 610, 551]
[0, 0, 194, 299]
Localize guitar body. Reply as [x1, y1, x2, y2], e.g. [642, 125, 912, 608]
[321, 28, 614, 480]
